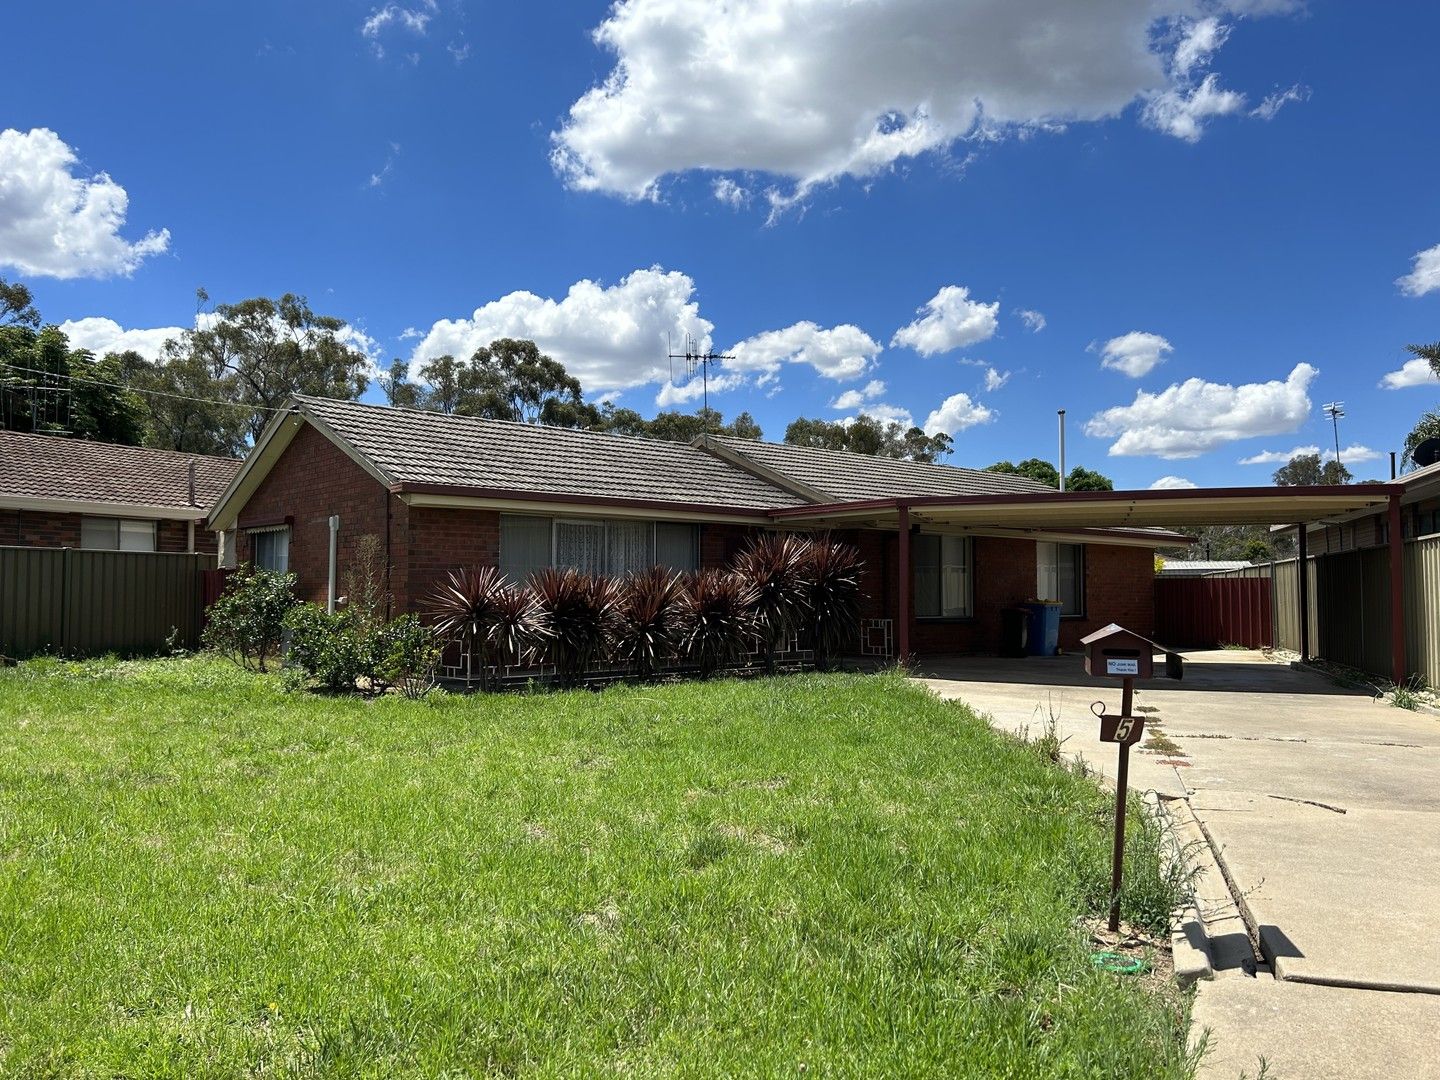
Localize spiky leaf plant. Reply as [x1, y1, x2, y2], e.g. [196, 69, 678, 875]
[799, 534, 864, 671]
[530, 568, 622, 686]
[427, 566, 515, 689]
[615, 567, 690, 679]
[733, 532, 813, 674]
[680, 569, 753, 679]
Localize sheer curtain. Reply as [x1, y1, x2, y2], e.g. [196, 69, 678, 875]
[556, 520, 607, 575]
[606, 520, 653, 576]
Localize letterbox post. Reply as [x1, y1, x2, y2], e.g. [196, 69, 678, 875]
[1108, 676, 1135, 933]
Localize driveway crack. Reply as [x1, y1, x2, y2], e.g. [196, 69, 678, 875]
[1267, 794, 1347, 814]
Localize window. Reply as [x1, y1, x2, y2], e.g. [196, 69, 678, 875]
[500, 514, 552, 581]
[250, 528, 290, 573]
[1036, 541, 1085, 616]
[500, 514, 700, 581]
[914, 534, 972, 619]
[80, 517, 156, 552]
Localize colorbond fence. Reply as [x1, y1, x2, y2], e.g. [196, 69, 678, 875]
[0, 547, 212, 658]
[1154, 575, 1272, 649]
[1186, 538, 1440, 687]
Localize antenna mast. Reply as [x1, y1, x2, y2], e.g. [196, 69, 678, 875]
[667, 335, 734, 429]
[1322, 401, 1346, 468]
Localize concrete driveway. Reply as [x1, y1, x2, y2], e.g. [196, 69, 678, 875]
[914, 651, 1440, 1079]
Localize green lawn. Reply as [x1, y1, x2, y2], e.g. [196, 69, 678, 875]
[0, 658, 1192, 1078]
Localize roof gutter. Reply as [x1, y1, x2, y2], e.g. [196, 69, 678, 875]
[390, 480, 787, 520]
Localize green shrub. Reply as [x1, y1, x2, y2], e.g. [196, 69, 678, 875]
[282, 605, 367, 693]
[202, 567, 299, 672]
[375, 615, 441, 699]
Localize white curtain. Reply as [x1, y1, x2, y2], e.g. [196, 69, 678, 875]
[556, 520, 607, 576]
[607, 520, 654, 576]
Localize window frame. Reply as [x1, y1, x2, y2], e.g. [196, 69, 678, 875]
[1036, 540, 1087, 618]
[248, 526, 291, 573]
[912, 532, 975, 622]
[500, 513, 700, 580]
[80, 516, 157, 552]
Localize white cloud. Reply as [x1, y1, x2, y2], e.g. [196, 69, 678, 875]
[1381, 357, 1439, 389]
[983, 367, 1011, 391]
[1171, 17, 1230, 77]
[0, 128, 170, 280]
[1150, 475, 1198, 489]
[398, 326, 423, 341]
[728, 321, 880, 382]
[923, 392, 994, 436]
[1239, 444, 1382, 466]
[1237, 444, 1319, 465]
[654, 371, 744, 406]
[58, 317, 186, 361]
[1016, 308, 1046, 332]
[1397, 243, 1440, 298]
[1250, 83, 1309, 121]
[1085, 362, 1318, 458]
[891, 285, 999, 356]
[411, 266, 713, 394]
[843, 403, 915, 428]
[830, 379, 886, 410]
[362, 1, 435, 40]
[57, 313, 382, 373]
[712, 177, 750, 208]
[1143, 73, 1246, 141]
[551, 1, 1292, 201]
[368, 143, 401, 188]
[1095, 331, 1173, 377]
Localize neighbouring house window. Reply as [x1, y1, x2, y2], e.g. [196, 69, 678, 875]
[80, 517, 156, 552]
[1036, 541, 1085, 616]
[250, 527, 290, 573]
[913, 534, 973, 619]
[500, 514, 700, 581]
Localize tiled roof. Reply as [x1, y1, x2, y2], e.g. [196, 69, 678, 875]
[702, 435, 1055, 502]
[294, 396, 806, 511]
[0, 430, 241, 512]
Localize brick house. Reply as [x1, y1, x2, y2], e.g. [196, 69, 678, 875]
[207, 395, 1201, 658]
[0, 430, 240, 555]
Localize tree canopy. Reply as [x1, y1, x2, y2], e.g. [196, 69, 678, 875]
[983, 458, 1114, 491]
[784, 415, 953, 463]
[1271, 453, 1352, 487]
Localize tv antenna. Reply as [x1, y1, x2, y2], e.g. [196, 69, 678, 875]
[667, 333, 734, 426]
[1322, 401, 1345, 467]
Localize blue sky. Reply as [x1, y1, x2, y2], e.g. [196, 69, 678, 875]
[3, 0, 1438, 488]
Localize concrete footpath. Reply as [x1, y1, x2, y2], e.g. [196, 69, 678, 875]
[914, 651, 1440, 1079]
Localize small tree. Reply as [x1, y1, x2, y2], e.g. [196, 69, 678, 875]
[202, 567, 298, 672]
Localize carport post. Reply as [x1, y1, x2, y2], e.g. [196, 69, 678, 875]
[1296, 524, 1310, 662]
[1389, 493, 1406, 685]
[897, 502, 911, 662]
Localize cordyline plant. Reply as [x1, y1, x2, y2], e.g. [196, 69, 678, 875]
[733, 532, 812, 674]
[680, 569, 753, 679]
[799, 534, 864, 671]
[530, 568, 622, 687]
[427, 566, 546, 689]
[614, 567, 691, 679]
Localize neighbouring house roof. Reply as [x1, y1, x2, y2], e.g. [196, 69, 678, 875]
[1156, 560, 1251, 576]
[295, 395, 807, 511]
[696, 433, 1054, 502]
[0, 430, 241, 521]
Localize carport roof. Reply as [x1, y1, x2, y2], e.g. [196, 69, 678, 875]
[768, 484, 1402, 531]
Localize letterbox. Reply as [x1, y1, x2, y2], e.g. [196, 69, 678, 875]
[1080, 623, 1184, 681]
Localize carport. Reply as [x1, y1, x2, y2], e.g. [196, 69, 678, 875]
[771, 483, 1407, 680]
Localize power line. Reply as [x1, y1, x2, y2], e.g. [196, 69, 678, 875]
[0, 362, 291, 416]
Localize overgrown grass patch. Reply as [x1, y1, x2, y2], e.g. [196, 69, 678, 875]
[0, 657, 1192, 1077]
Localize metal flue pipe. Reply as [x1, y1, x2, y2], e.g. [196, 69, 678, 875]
[1057, 410, 1067, 492]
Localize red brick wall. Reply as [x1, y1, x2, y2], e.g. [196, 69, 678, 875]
[235, 423, 396, 608]
[1057, 543, 1156, 648]
[0, 508, 81, 547]
[699, 522, 755, 569]
[401, 505, 499, 612]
